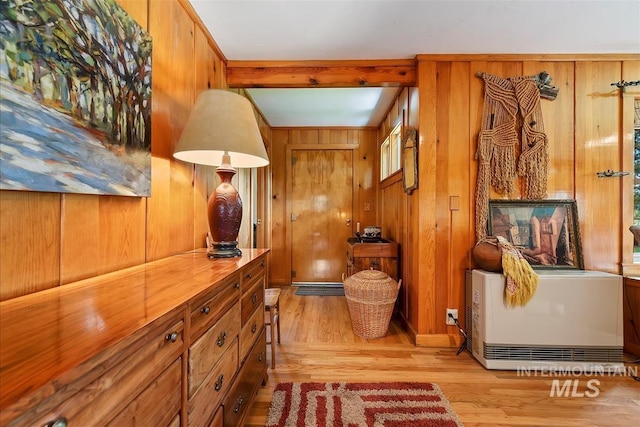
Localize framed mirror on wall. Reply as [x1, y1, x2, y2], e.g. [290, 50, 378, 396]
[402, 127, 418, 194]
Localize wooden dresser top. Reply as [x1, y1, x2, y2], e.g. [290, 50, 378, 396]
[0, 249, 268, 412]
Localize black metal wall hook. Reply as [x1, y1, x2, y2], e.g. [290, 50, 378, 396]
[611, 80, 640, 92]
[596, 170, 630, 178]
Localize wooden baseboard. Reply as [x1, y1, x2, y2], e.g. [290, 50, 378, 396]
[269, 279, 289, 287]
[396, 313, 464, 347]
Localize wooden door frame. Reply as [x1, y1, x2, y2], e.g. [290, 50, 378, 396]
[256, 136, 272, 251]
[285, 144, 359, 285]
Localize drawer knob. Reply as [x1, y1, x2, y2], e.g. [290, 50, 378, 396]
[247, 273, 253, 279]
[251, 322, 257, 333]
[258, 351, 264, 362]
[261, 261, 265, 267]
[216, 331, 227, 347]
[234, 283, 240, 289]
[215, 374, 225, 391]
[200, 306, 210, 315]
[45, 418, 67, 427]
[251, 293, 257, 304]
[165, 332, 179, 343]
[233, 396, 244, 413]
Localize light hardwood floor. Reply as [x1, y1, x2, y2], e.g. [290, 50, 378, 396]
[246, 287, 640, 427]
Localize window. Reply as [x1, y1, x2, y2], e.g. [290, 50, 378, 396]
[380, 122, 402, 180]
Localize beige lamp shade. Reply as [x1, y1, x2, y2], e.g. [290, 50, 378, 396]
[173, 90, 269, 168]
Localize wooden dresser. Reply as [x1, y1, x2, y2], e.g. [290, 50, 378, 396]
[0, 249, 269, 427]
[346, 238, 399, 280]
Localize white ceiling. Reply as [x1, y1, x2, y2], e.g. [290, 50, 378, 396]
[189, 0, 640, 127]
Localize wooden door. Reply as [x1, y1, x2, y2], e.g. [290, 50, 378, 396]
[291, 150, 353, 284]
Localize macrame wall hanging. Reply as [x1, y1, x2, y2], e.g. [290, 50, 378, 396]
[475, 71, 555, 242]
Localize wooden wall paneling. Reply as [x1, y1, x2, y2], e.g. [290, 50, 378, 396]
[398, 89, 409, 128]
[147, 0, 195, 260]
[256, 136, 273, 251]
[434, 62, 453, 336]
[269, 130, 289, 286]
[146, 157, 171, 260]
[355, 131, 378, 230]
[621, 61, 640, 270]
[191, 164, 209, 250]
[146, 1, 176, 260]
[437, 61, 472, 338]
[415, 60, 438, 339]
[236, 169, 252, 249]
[319, 129, 348, 145]
[405, 173, 419, 336]
[60, 195, 100, 284]
[380, 178, 401, 243]
[575, 61, 622, 273]
[396, 184, 407, 318]
[61, 195, 146, 285]
[391, 99, 401, 127]
[408, 87, 420, 129]
[168, 4, 196, 254]
[98, 196, 146, 275]
[0, 192, 61, 300]
[522, 62, 576, 199]
[194, 25, 220, 92]
[290, 129, 319, 145]
[374, 83, 414, 337]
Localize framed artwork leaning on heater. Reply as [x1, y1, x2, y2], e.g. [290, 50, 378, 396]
[488, 199, 584, 270]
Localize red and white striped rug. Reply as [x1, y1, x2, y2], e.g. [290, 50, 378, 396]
[265, 382, 464, 427]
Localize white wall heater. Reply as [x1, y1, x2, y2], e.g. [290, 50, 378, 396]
[466, 269, 624, 370]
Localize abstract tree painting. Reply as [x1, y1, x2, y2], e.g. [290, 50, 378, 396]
[0, 0, 152, 196]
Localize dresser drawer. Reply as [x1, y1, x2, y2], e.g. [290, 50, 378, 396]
[28, 318, 184, 427]
[189, 338, 239, 427]
[191, 273, 241, 341]
[241, 257, 266, 287]
[107, 357, 182, 427]
[241, 275, 264, 325]
[223, 330, 267, 427]
[189, 302, 241, 397]
[209, 407, 223, 427]
[240, 302, 264, 362]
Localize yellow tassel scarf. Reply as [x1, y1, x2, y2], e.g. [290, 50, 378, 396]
[497, 236, 539, 307]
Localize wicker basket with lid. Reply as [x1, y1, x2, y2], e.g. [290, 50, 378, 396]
[343, 269, 401, 339]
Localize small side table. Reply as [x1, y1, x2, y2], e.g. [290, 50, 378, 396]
[346, 238, 399, 281]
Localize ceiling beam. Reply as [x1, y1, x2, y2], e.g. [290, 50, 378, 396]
[226, 59, 416, 88]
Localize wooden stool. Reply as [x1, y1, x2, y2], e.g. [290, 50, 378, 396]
[264, 288, 281, 368]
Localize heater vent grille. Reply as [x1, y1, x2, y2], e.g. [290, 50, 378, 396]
[466, 305, 473, 351]
[483, 344, 623, 362]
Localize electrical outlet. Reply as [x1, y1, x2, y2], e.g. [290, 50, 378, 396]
[446, 308, 458, 325]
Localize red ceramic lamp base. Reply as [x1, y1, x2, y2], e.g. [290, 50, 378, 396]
[207, 162, 243, 258]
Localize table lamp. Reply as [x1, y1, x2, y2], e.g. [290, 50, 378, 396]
[174, 90, 269, 258]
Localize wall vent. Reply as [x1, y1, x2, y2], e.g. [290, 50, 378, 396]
[483, 344, 623, 363]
